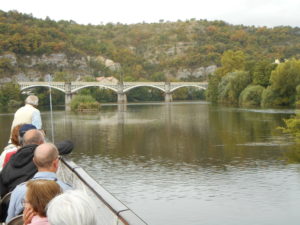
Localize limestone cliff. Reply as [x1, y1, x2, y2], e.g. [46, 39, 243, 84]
[0, 52, 121, 82]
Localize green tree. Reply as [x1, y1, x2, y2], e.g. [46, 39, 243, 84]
[253, 61, 277, 87]
[0, 58, 15, 77]
[206, 74, 220, 103]
[239, 85, 264, 106]
[127, 87, 163, 102]
[173, 88, 189, 100]
[296, 85, 300, 107]
[279, 113, 300, 163]
[261, 86, 280, 107]
[150, 72, 165, 81]
[81, 75, 96, 82]
[173, 87, 205, 100]
[262, 59, 300, 106]
[218, 71, 251, 104]
[0, 82, 22, 109]
[53, 72, 74, 82]
[31, 87, 64, 107]
[216, 50, 246, 77]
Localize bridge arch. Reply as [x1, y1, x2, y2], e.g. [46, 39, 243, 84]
[124, 84, 165, 93]
[20, 85, 66, 93]
[170, 85, 207, 93]
[71, 85, 118, 93]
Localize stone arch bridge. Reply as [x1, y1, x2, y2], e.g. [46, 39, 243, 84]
[18, 81, 208, 109]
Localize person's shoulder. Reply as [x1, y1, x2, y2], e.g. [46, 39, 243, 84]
[11, 181, 27, 195]
[32, 107, 40, 112]
[57, 180, 72, 191]
[3, 144, 17, 152]
[17, 144, 37, 153]
[14, 105, 25, 113]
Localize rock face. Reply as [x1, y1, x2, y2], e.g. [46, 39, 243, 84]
[170, 65, 217, 80]
[0, 53, 17, 65]
[0, 53, 120, 82]
[29, 53, 69, 67]
[0, 52, 216, 82]
[95, 56, 120, 71]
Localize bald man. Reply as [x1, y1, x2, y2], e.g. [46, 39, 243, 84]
[6, 143, 72, 222]
[0, 130, 73, 197]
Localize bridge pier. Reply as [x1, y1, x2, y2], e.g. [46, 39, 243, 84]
[65, 82, 72, 111]
[164, 82, 173, 102]
[117, 92, 127, 104]
[65, 93, 72, 111]
[164, 92, 173, 102]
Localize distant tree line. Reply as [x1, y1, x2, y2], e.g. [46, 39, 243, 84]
[1, 10, 300, 82]
[206, 50, 300, 107]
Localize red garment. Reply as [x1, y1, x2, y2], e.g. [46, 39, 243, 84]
[3, 150, 17, 167]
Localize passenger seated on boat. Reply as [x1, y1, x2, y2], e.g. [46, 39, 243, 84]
[0, 124, 24, 171]
[6, 143, 72, 223]
[47, 190, 99, 225]
[0, 124, 37, 171]
[0, 129, 73, 198]
[0, 129, 44, 197]
[22, 180, 62, 225]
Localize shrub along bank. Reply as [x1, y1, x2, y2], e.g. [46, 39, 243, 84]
[206, 50, 300, 108]
[70, 95, 100, 112]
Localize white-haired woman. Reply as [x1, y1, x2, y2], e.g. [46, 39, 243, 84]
[47, 190, 99, 225]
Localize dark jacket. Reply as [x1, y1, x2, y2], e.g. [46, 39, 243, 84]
[0, 140, 73, 197]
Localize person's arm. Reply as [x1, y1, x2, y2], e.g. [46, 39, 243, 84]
[32, 111, 42, 129]
[6, 186, 25, 223]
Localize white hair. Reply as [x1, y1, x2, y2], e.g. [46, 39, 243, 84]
[47, 190, 99, 225]
[25, 95, 39, 106]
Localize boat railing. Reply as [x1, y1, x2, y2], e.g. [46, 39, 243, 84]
[57, 157, 147, 225]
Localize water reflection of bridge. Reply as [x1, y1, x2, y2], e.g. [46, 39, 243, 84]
[18, 81, 208, 110]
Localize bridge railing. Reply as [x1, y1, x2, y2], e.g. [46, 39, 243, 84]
[18, 81, 208, 93]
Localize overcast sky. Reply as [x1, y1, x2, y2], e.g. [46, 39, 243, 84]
[1, 0, 300, 27]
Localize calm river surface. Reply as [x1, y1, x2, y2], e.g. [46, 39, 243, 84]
[1, 102, 300, 225]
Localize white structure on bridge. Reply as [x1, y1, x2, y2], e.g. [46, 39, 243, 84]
[18, 81, 208, 110]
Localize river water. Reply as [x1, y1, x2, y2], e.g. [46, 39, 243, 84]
[1, 102, 300, 225]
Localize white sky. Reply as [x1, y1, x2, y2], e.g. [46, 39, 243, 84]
[1, 0, 300, 27]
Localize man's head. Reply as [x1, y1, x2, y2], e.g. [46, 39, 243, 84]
[19, 124, 37, 146]
[25, 95, 39, 107]
[33, 143, 59, 172]
[23, 129, 45, 146]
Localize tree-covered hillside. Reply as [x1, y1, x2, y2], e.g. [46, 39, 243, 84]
[1, 10, 300, 82]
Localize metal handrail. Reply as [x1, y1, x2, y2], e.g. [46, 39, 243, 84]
[59, 157, 147, 225]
